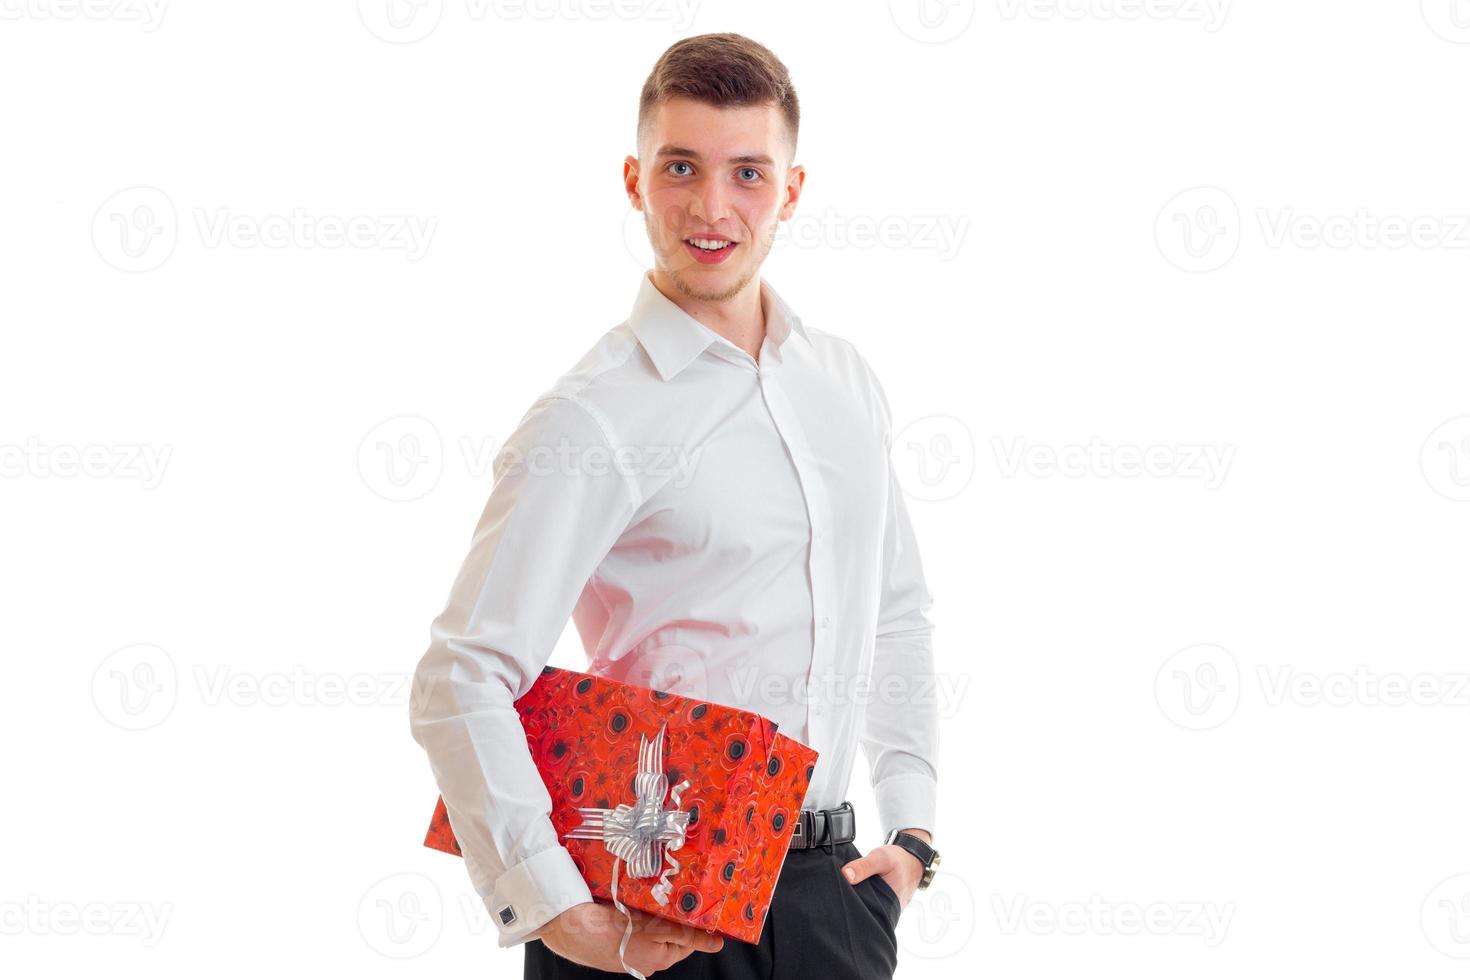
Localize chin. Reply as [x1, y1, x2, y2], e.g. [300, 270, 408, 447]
[670, 264, 752, 303]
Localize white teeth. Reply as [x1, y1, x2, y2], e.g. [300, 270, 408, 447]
[688, 238, 731, 251]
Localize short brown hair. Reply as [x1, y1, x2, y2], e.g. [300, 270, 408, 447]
[637, 33, 800, 160]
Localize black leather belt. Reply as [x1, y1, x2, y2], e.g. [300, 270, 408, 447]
[788, 801, 856, 849]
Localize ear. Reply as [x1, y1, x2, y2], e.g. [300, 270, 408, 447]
[623, 155, 643, 211]
[778, 163, 806, 222]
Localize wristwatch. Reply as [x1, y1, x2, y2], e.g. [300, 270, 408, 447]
[884, 829, 941, 889]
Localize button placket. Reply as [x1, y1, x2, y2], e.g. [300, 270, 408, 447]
[757, 370, 836, 746]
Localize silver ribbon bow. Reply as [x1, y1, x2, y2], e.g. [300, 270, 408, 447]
[564, 722, 692, 980]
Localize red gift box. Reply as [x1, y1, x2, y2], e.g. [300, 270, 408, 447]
[423, 665, 818, 944]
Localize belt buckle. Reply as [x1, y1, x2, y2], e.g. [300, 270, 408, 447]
[790, 810, 812, 848]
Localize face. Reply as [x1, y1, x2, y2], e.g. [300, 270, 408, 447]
[626, 97, 805, 304]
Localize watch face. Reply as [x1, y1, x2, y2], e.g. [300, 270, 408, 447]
[922, 850, 941, 887]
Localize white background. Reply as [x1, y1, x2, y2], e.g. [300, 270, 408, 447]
[3, 1, 1470, 977]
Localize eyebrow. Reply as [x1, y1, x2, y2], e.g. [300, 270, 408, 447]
[654, 145, 775, 167]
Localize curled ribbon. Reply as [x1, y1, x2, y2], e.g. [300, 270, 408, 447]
[564, 722, 693, 980]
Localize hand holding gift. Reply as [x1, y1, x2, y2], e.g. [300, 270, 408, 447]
[533, 899, 723, 975]
[423, 665, 819, 975]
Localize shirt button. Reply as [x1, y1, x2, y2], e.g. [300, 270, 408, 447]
[819, 616, 831, 629]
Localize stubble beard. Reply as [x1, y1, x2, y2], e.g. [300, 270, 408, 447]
[653, 215, 778, 304]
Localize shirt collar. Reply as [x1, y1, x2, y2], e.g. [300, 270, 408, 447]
[628, 271, 810, 382]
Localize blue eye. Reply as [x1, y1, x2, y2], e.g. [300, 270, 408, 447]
[737, 168, 760, 182]
[669, 162, 693, 176]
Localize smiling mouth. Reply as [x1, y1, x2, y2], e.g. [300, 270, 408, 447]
[682, 235, 739, 265]
[684, 236, 737, 252]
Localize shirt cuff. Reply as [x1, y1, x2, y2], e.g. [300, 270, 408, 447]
[486, 845, 595, 948]
[872, 772, 938, 841]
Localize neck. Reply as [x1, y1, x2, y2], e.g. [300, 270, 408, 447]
[649, 268, 767, 362]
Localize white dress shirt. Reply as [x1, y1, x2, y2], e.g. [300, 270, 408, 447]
[409, 270, 938, 947]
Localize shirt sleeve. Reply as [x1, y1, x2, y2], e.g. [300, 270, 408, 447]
[859, 375, 940, 841]
[408, 393, 639, 948]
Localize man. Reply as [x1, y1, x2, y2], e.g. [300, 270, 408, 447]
[409, 32, 940, 979]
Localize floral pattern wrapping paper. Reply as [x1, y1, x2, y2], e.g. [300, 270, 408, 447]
[422, 664, 819, 944]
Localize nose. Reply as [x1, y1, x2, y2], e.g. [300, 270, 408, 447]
[687, 175, 729, 227]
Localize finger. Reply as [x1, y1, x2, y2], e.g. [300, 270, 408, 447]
[646, 917, 724, 953]
[630, 910, 696, 946]
[842, 853, 879, 884]
[630, 936, 696, 975]
[633, 912, 725, 953]
[684, 929, 724, 954]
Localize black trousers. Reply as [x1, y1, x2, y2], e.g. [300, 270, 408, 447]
[523, 840, 900, 980]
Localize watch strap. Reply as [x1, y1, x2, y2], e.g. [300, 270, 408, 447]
[885, 829, 937, 876]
